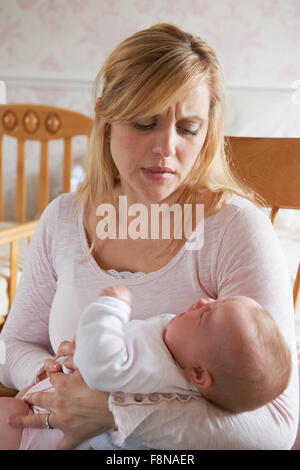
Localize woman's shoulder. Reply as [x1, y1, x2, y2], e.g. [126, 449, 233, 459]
[208, 193, 271, 231]
[51, 191, 80, 209]
[199, 193, 275, 255]
[34, 192, 80, 246]
[42, 192, 80, 222]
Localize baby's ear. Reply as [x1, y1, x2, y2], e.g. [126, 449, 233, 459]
[188, 298, 215, 311]
[184, 366, 212, 389]
[196, 298, 215, 308]
[187, 299, 208, 311]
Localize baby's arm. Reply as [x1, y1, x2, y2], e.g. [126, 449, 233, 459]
[74, 286, 133, 391]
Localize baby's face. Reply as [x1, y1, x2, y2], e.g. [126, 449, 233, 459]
[164, 296, 257, 370]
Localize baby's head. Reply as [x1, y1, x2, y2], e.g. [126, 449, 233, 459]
[164, 296, 291, 413]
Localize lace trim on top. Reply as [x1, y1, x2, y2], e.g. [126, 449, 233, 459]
[106, 269, 146, 279]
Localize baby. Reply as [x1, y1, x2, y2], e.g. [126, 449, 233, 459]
[0, 286, 291, 450]
[74, 286, 292, 415]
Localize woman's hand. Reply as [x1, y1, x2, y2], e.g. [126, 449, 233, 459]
[8, 340, 115, 449]
[8, 370, 115, 450]
[41, 340, 77, 380]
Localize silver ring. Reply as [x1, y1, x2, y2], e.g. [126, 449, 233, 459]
[45, 412, 54, 430]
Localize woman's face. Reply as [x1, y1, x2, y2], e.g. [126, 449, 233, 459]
[109, 82, 210, 204]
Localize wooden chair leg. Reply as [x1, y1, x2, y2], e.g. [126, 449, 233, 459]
[0, 316, 5, 332]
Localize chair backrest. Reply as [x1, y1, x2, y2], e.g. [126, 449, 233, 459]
[0, 104, 93, 222]
[226, 136, 300, 311]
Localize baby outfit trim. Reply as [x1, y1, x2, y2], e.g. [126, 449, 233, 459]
[110, 391, 201, 406]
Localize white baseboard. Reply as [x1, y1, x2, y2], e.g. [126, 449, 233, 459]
[0, 75, 296, 93]
[0, 81, 6, 103]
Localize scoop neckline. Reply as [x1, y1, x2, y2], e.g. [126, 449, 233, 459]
[77, 201, 197, 285]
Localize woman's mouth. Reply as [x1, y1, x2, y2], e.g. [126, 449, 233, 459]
[141, 167, 175, 181]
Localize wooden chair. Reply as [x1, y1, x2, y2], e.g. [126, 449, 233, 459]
[0, 104, 93, 326]
[227, 136, 300, 451]
[0, 104, 93, 397]
[226, 136, 300, 312]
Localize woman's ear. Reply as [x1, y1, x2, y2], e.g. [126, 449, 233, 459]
[184, 366, 212, 389]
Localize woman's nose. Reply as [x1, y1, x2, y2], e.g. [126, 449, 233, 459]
[152, 126, 176, 157]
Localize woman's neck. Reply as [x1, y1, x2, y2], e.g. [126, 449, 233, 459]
[114, 181, 187, 211]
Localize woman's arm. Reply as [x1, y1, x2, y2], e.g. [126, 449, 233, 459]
[0, 197, 60, 390]
[107, 206, 299, 449]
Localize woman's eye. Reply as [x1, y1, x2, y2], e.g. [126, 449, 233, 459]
[179, 127, 199, 136]
[133, 122, 156, 131]
[133, 122, 199, 136]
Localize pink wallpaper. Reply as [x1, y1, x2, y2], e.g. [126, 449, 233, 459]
[1, 0, 300, 85]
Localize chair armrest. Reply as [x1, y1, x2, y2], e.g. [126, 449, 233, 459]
[0, 220, 38, 246]
[0, 220, 38, 328]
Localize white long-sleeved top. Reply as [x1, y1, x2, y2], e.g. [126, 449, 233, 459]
[74, 296, 198, 394]
[0, 192, 298, 449]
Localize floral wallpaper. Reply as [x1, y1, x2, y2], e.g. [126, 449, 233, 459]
[1, 0, 300, 85]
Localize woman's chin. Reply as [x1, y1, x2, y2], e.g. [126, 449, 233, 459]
[140, 183, 182, 204]
[145, 191, 176, 204]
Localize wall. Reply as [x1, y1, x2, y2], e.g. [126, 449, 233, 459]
[2, 0, 300, 85]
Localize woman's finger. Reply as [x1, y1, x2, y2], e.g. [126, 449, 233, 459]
[25, 390, 55, 409]
[49, 371, 80, 398]
[8, 412, 49, 429]
[15, 385, 34, 400]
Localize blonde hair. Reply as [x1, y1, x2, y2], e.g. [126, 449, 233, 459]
[75, 23, 265, 261]
[203, 305, 292, 413]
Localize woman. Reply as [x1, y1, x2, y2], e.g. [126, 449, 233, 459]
[0, 23, 298, 450]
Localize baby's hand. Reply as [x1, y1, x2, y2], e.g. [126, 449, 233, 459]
[43, 357, 63, 378]
[39, 339, 77, 380]
[101, 285, 131, 306]
[55, 355, 75, 374]
[55, 339, 77, 373]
